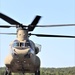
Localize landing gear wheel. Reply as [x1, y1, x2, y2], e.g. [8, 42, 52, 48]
[35, 70, 40, 75]
[4, 70, 8, 75]
[38, 70, 40, 75]
[4, 68, 11, 75]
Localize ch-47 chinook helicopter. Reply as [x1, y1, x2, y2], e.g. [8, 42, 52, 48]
[0, 13, 75, 75]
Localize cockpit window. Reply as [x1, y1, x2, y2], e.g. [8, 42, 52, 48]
[13, 42, 19, 47]
[12, 41, 31, 48]
[20, 42, 25, 47]
[25, 42, 30, 47]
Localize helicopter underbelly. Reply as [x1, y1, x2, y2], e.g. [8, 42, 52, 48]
[10, 58, 36, 73]
[4, 54, 40, 73]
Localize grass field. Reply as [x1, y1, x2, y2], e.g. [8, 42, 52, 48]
[0, 67, 75, 75]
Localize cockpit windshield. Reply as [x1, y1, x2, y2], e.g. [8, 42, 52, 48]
[19, 42, 25, 47]
[12, 41, 31, 48]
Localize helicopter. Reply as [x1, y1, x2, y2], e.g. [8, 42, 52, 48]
[0, 13, 75, 75]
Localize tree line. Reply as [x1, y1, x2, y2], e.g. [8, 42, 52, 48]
[0, 67, 75, 75]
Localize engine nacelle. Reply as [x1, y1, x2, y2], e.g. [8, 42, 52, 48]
[35, 47, 39, 54]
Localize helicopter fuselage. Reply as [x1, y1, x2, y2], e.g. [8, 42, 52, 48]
[4, 39, 41, 73]
[3, 28, 41, 74]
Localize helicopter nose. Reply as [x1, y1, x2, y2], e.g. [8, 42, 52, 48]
[12, 47, 30, 57]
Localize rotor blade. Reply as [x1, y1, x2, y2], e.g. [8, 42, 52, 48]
[29, 33, 75, 38]
[36, 24, 75, 27]
[0, 33, 16, 35]
[0, 26, 16, 28]
[28, 15, 41, 31]
[0, 25, 29, 28]
[0, 13, 21, 25]
[0, 24, 75, 28]
[0, 32, 75, 38]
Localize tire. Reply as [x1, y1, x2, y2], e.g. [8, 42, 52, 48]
[4, 68, 11, 75]
[35, 70, 40, 75]
[38, 70, 40, 75]
[4, 70, 8, 75]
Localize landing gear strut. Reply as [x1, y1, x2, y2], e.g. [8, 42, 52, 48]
[4, 67, 11, 75]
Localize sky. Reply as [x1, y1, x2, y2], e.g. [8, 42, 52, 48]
[0, 0, 75, 68]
